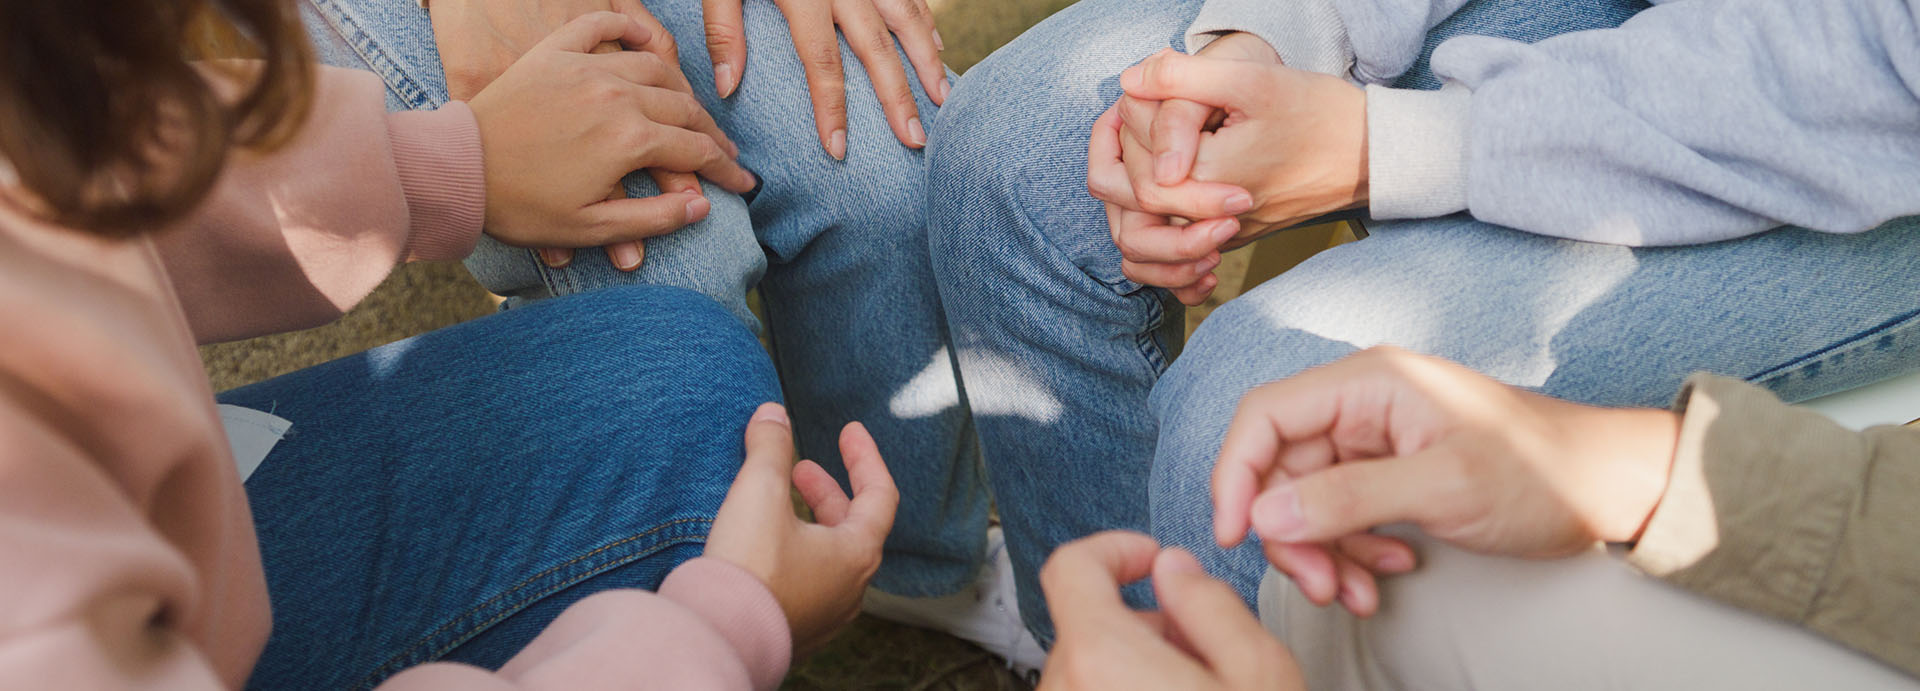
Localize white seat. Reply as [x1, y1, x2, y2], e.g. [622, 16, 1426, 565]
[1797, 370, 1920, 431]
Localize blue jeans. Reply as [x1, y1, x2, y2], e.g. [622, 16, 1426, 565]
[227, 286, 780, 690]
[930, 0, 1920, 642]
[300, 0, 989, 598]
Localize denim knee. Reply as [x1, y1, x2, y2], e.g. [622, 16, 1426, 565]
[928, 65, 1127, 294]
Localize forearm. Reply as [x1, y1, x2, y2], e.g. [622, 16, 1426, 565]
[153, 65, 484, 344]
[1629, 374, 1920, 677]
[1367, 0, 1920, 244]
[382, 559, 792, 690]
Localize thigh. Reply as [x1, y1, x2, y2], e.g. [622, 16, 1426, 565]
[228, 286, 781, 690]
[1149, 216, 1920, 602]
[1260, 528, 1920, 691]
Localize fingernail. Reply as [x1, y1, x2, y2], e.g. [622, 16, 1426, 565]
[907, 117, 927, 147]
[1225, 193, 1254, 215]
[933, 28, 945, 52]
[685, 194, 710, 221]
[750, 403, 789, 426]
[609, 242, 643, 271]
[1155, 151, 1182, 183]
[538, 248, 571, 269]
[1120, 66, 1141, 91]
[1377, 553, 1414, 572]
[715, 62, 736, 98]
[1210, 218, 1240, 244]
[1199, 253, 1222, 273]
[938, 76, 951, 103]
[1251, 484, 1305, 539]
[828, 129, 847, 160]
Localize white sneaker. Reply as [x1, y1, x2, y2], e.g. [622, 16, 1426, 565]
[863, 527, 1047, 680]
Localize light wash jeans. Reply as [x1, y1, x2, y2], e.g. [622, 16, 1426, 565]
[930, 0, 1920, 642]
[233, 286, 780, 690]
[300, 0, 989, 598]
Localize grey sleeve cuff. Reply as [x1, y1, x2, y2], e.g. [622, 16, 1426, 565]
[1186, 0, 1356, 79]
[1366, 83, 1472, 220]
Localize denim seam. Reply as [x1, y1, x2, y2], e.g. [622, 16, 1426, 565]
[1749, 306, 1920, 390]
[353, 517, 712, 689]
[1009, 164, 1171, 376]
[1136, 293, 1169, 372]
[307, 0, 442, 110]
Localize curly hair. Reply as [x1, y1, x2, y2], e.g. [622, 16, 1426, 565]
[0, 0, 315, 235]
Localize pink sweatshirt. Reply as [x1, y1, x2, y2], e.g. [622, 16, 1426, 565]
[0, 66, 790, 690]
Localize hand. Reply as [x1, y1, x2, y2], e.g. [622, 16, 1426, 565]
[702, 0, 947, 159]
[1115, 33, 1282, 187]
[1088, 103, 1247, 306]
[430, 0, 682, 100]
[430, 0, 729, 271]
[1119, 50, 1368, 240]
[1212, 346, 1681, 616]
[705, 403, 899, 655]
[468, 13, 757, 251]
[1039, 531, 1306, 690]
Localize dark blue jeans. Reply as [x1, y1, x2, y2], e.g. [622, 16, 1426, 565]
[224, 285, 780, 690]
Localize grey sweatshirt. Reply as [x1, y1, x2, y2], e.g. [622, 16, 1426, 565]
[1185, 0, 1920, 246]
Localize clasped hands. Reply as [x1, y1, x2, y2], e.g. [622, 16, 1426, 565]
[433, 0, 945, 270]
[1090, 33, 1368, 305]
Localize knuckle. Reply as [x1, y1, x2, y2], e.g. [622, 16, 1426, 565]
[588, 78, 628, 106]
[1318, 473, 1362, 524]
[893, 0, 928, 21]
[632, 49, 665, 74]
[618, 122, 655, 151]
[1135, 186, 1170, 212]
[800, 40, 842, 70]
[672, 91, 703, 122]
[704, 21, 741, 47]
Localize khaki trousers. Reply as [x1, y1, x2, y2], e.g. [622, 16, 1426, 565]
[1260, 528, 1917, 690]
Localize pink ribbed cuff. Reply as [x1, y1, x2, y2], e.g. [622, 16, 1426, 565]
[386, 102, 485, 262]
[659, 558, 792, 691]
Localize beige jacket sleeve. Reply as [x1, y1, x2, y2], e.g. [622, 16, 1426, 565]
[1628, 374, 1920, 677]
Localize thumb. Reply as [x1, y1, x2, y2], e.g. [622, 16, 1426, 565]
[702, 0, 749, 98]
[1251, 451, 1457, 544]
[738, 402, 796, 485]
[1152, 549, 1293, 684]
[540, 11, 654, 55]
[1120, 50, 1267, 109]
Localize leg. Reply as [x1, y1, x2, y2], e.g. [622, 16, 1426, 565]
[931, 0, 1655, 640]
[1259, 528, 1920, 690]
[929, 0, 1209, 643]
[230, 286, 781, 691]
[643, 0, 989, 595]
[299, 0, 985, 599]
[1149, 215, 1920, 604]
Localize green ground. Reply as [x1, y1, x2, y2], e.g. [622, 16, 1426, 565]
[198, 3, 1247, 687]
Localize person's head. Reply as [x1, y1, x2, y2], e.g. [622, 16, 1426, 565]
[0, 0, 314, 236]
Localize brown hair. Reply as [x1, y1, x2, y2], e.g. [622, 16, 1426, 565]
[0, 0, 315, 236]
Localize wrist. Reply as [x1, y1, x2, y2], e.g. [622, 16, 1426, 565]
[1196, 31, 1281, 64]
[1591, 408, 1683, 544]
